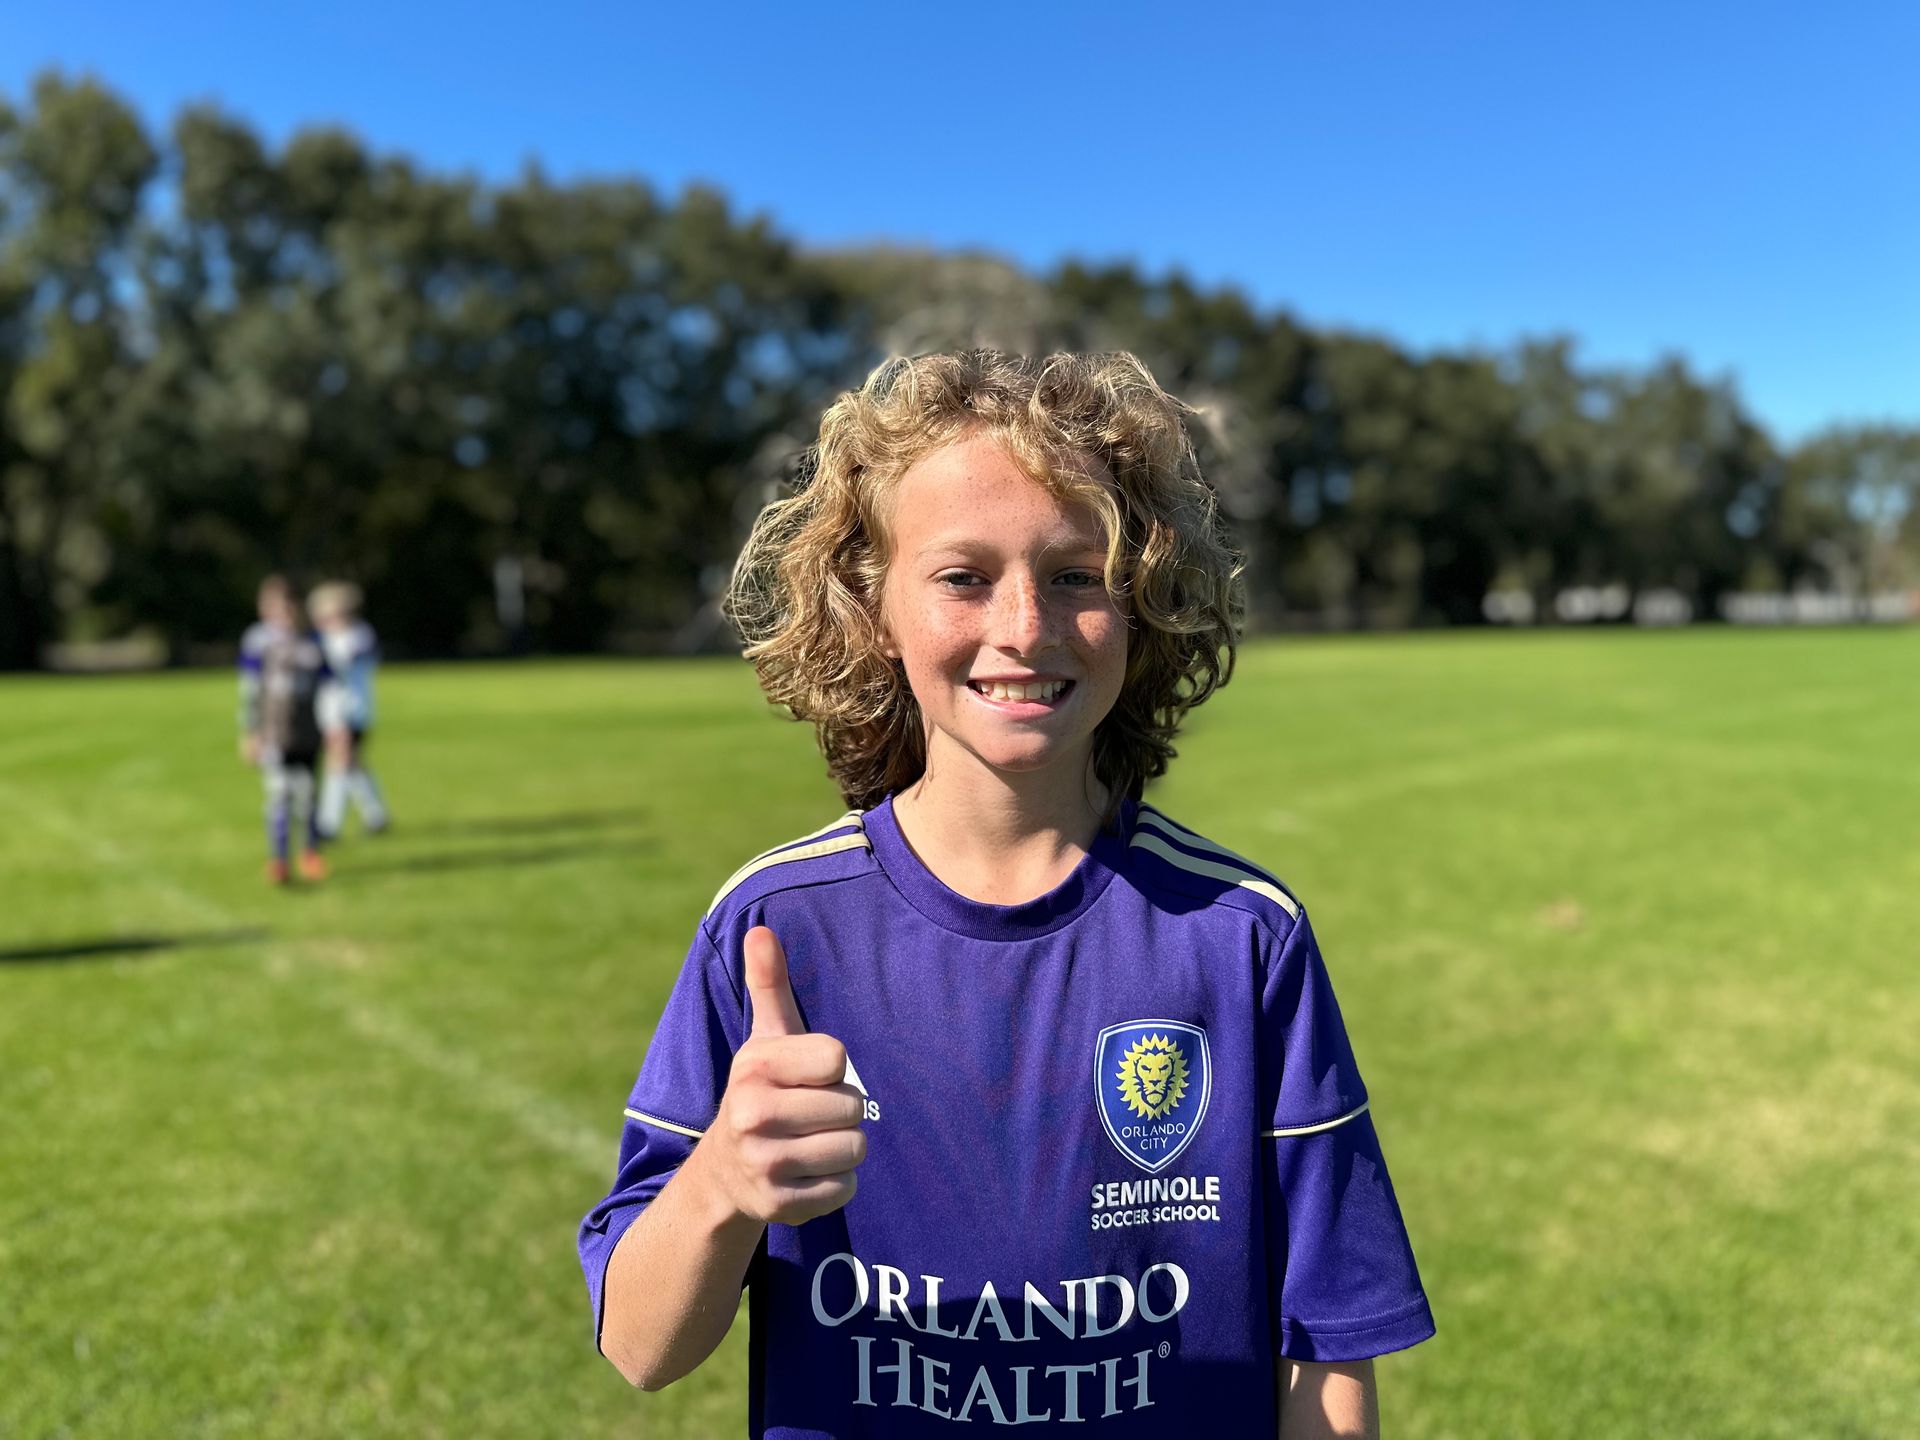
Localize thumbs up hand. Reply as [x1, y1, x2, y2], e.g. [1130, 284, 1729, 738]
[706, 926, 867, 1226]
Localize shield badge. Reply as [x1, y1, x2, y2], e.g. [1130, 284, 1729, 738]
[1094, 1019, 1212, 1173]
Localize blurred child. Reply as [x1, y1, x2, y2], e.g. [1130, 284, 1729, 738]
[579, 351, 1433, 1436]
[238, 575, 329, 885]
[309, 581, 391, 840]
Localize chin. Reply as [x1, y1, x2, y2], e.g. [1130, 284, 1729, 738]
[972, 742, 1082, 776]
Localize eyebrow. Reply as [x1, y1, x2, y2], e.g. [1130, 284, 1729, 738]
[913, 534, 1109, 562]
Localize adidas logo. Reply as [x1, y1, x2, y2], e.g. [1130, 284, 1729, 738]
[845, 1053, 881, 1123]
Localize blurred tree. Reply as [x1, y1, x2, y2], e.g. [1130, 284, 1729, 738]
[0, 68, 1912, 665]
[1784, 426, 1920, 596]
[0, 95, 28, 667]
[1588, 358, 1772, 614]
[817, 245, 1062, 359]
[0, 75, 155, 669]
[97, 102, 859, 658]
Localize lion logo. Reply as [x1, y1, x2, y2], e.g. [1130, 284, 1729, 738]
[1115, 1033, 1190, 1120]
[1095, 1019, 1212, 1172]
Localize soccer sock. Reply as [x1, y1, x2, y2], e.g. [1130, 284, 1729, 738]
[350, 767, 389, 829]
[264, 767, 291, 861]
[318, 770, 348, 837]
[289, 769, 317, 851]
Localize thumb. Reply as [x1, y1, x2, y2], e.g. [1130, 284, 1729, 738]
[743, 926, 806, 1039]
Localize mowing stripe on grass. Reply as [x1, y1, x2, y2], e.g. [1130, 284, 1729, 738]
[0, 777, 611, 1177]
[0, 778, 234, 928]
[322, 969, 612, 1174]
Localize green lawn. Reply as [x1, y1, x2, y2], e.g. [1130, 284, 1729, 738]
[2, 630, 1916, 1438]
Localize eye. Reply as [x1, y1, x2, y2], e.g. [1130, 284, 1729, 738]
[934, 571, 982, 590]
[1056, 571, 1104, 588]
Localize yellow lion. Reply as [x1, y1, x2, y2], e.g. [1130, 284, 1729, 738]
[1115, 1034, 1190, 1120]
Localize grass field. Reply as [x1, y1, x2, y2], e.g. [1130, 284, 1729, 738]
[3, 629, 1917, 1439]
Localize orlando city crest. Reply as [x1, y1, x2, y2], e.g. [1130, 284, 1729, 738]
[1094, 1019, 1212, 1173]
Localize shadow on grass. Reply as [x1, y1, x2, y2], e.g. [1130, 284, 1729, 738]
[391, 807, 648, 839]
[0, 927, 271, 965]
[329, 836, 657, 882]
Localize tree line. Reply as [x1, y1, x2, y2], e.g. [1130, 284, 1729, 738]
[2, 72, 1913, 670]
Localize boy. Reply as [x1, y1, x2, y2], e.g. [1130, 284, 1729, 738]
[580, 351, 1433, 1437]
[238, 575, 329, 884]
[308, 581, 391, 840]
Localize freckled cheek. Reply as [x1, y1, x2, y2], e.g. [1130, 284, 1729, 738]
[1074, 611, 1131, 669]
[896, 614, 978, 688]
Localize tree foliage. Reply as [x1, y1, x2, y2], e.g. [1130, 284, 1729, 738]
[0, 73, 1909, 668]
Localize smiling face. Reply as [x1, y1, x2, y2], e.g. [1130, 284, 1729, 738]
[876, 431, 1130, 793]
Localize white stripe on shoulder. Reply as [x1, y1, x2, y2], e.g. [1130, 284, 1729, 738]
[1261, 1100, 1369, 1138]
[1135, 807, 1297, 896]
[1129, 810, 1301, 919]
[706, 811, 870, 914]
[766, 809, 864, 854]
[624, 1107, 706, 1139]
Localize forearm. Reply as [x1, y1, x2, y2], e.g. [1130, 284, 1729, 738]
[1279, 1358, 1377, 1440]
[599, 928, 865, 1390]
[599, 1139, 767, 1390]
[238, 672, 262, 735]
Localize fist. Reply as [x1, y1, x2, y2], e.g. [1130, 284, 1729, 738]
[707, 926, 867, 1226]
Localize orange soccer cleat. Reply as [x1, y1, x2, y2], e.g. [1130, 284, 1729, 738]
[264, 859, 291, 886]
[297, 850, 329, 882]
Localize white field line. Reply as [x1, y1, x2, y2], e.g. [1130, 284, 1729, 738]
[0, 784, 232, 928]
[0, 731, 104, 774]
[313, 959, 613, 1175]
[1286, 729, 1623, 813]
[1289, 721, 1920, 817]
[1635, 732, 1920, 791]
[0, 779, 614, 1177]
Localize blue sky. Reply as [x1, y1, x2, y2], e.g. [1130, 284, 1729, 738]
[5, 1, 1915, 442]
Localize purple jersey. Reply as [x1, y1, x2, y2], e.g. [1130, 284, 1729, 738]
[580, 794, 1433, 1435]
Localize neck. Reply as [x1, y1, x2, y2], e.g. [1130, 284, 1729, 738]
[889, 743, 1114, 904]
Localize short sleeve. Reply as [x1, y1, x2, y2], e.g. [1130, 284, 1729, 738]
[1259, 910, 1435, 1361]
[576, 921, 747, 1352]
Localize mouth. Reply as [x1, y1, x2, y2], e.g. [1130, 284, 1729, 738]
[966, 678, 1074, 712]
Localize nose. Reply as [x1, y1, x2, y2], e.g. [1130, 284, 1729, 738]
[991, 571, 1051, 654]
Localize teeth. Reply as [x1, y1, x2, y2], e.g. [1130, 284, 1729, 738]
[977, 680, 1066, 703]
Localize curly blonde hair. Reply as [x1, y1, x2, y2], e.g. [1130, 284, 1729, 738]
[724, 349, 1244, 829]
[308, 581, 363, 624]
